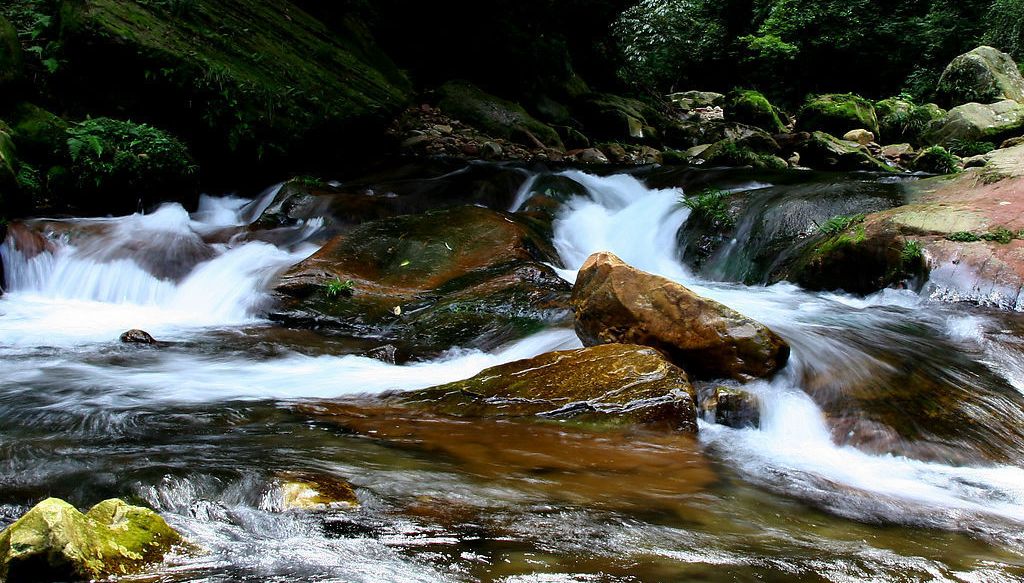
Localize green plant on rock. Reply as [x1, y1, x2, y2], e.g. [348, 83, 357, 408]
[325, 277, 355, 299]
[947, 139, 996, 157]
[900, 240, 923, 264]
[682, 188, 734, 228]
[818, 214, 865, 236]
[946, 231, 981, 242]
[914, 146, 959, 175]
[982, 226, 1016, 244]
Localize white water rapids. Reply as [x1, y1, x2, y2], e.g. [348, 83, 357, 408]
[4, 170, 1024, 580]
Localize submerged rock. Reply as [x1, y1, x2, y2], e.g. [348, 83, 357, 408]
[936, 46, 1024, 107]
[0, 497, 185, 582]
[699, 385, 760, 429]
[571, 252, 789, 381]
[273, 472, 359, 511]
[120, 329, 156, 344]
[272, 206, 570, 354]
[398, 343, 698, 432]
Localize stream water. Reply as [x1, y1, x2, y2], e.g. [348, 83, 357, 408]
[3, 165, 1024, 581]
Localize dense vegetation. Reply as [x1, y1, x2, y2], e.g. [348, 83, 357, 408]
[614, 0, 1014, 103]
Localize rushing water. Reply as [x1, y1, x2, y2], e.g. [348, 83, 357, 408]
[4, 165, 1024, 581]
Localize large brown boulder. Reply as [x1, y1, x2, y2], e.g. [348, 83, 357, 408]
[570, 252, 789, 381]
[398, 343, 698, 432]
[272, 205, 571, 355]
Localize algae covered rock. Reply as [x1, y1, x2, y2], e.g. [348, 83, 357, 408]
[400, 343, 699, 432]
[923, 100, 1024, 146]
[436, 80, 563, 149]
[798, 94, 880, 138]
[725, 89, 786, 133]
[7, 103, 67, 159]
[571, 252, 789, 381]
[272, 205, 570, 354]
[911, 146, 961, 175]
[0, 14, 23, 91]
[0, 497, 184, 582]
[875, 98, 945, 145]
[797, 131, 895, 172]
[574, 92, 665, 142]
[936, 46, 1024, 107]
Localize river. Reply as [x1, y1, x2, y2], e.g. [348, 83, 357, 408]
[2, 164, 1024, 581]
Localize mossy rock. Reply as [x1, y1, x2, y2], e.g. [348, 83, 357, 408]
[573, 92, 666, 142]
[0, 14, 22, 92]
[936, 46, 1024, 108]
[399, 343, 699, 432]
[875, 98, 945, 146]
[435, 80, 562, 149]
[797, 131, 896, 172]
[0, 126, 18, 200]
[725, 89, 786, 133]
[922, 100, 1024, 147]
[272, 205, 571, 355]
[7, 102, 68, 160]
[0, 497, 185, 582]
[57, 0, 412, 170]
[798, 94, 880, 138]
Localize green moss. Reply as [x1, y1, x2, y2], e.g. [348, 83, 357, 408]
[681, 188, 735, 228]
[436, 80, 562, 149]
[983, 226, 1016, 244]
[0, 14, 23, 89]
[57, 0, 412, 162]
[8, 102, 67, 158]
[726, 89, 786, 133]
[798, 94, 880, 137]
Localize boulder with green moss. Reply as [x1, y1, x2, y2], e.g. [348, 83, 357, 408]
[923, 100, 1024, 146]
[936, 46, 1024, 107]
[725, 89, 786, 133]
[435, 80, 562, 149]
[56, 0, 411, 170]
[0, 14, 22, 91]
[0, 497, 185, 582]
[398, 343, 699, 432]
[573, 92, 666, 142]
[797, 94, 880, 138]
[796, 131, 895, 172]
[7, 103, 67, 159]
[875, 98, 945, 145]
[700, 138, 787, 170]
[0, 125, 16, 195]
[272, 205, 571, 355]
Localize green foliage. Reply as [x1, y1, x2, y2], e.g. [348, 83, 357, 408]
[984, 0, 1024, 61]
[947, 139, 996, 157]
[818, 214, 865, 236]
[914, 146, 960, 175]
[983, 226, 1016, 244]
[703, 140, 788, 170]
[65, 118, 196, 192]
[324, 277, 355, 299]
[900, 240, 923, 264]
[946, 231, 982, 242]
[681, 188, 734, 228]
